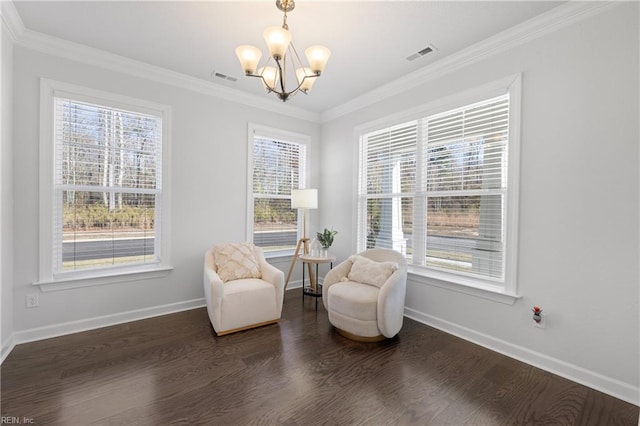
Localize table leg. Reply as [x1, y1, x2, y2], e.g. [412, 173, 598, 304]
[301, 261, 305, 304]
[315, 263, 319, 310]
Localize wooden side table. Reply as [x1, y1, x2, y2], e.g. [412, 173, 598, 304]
[299, 254, 336, 310]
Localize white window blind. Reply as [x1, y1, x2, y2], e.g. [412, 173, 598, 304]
[359, 121, 417, 256]
[251, 133, 306, 253]
[422, 96, 509, 280]
[53, 97, 163, 274]
[358, 94, 511, 283]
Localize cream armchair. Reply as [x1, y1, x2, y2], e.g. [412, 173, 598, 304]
[203, 242, 284, 336]
[322, 249, 407, 341]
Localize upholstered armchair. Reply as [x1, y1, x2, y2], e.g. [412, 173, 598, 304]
[203, 242, 285, 336]
[322, 249, 408, 341]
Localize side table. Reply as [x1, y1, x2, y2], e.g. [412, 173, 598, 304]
[299, 254, 336, 310]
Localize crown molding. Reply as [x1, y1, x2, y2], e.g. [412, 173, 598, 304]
[1, 0, 25, 42]
[8, 10, 320, 123]
[320, 1, 621, 123]
[4, 0, 620, 125]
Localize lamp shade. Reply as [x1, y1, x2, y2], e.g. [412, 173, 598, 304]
[258, 66, 279, 91]
[235, 45, 262, 75]
[291, 188, 317, 209]
[296, 67, 317, 93]
[263, 26, 292, 60]
[305, 45, 331, 74]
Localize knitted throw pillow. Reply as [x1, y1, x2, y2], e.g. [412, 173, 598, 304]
[214, 242, 261, 283]
[347, 255, 398, 288]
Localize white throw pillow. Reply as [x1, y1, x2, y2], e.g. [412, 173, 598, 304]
[347, 255, 398, 288]
[214, 242, 262, 283]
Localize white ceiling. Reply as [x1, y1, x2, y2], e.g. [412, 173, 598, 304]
[12, 1, 564, 114]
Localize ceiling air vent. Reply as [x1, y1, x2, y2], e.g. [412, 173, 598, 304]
[405, 44, 437, 62]
[211, 70, 238, 82]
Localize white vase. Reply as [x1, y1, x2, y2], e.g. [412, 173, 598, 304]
[310, 238, 322, 257]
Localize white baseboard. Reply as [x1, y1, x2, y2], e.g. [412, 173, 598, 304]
[404, 307, 639, 406]
[4, 297, 635, 406]
[1, 285, 311, 364]
[287, 278, 326, 291]
[286, 279, 303, 290]
[1, 334, 16, 364]
[1, 298, 206, 363]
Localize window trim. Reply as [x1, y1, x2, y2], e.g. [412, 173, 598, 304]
[246, 123, 310, 259]
[36, 79, 173, 290]
[354, 75, 521, 302]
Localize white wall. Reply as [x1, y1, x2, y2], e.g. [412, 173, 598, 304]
[3, 0, 638, 406]
[320, 4, 639, 403]
[1, 20, 14, 359]
[10, 46, 320, 334]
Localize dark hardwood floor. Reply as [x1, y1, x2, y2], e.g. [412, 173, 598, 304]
[2, 289, 638, 425]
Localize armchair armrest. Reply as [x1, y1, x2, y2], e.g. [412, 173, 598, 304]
[262, 261, 285, 314]
[255, 247, 285, 316]
[376, 267, 408, 338]
[260, 261, 285, 289]
[203, 250, 225, 327]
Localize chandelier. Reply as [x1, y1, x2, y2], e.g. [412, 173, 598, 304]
[235, 0, 331, 102]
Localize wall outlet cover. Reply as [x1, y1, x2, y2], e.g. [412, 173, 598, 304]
[26, 293, 39, 308]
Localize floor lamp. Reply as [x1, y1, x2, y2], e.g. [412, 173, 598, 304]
[285, 188, 317, 290]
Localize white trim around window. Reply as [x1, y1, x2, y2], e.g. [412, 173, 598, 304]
[355, 74, 521, 304]
[36, 79, 173, 291]
[246, 123, 310, 259]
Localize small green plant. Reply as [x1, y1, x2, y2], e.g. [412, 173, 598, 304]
[317, 228, 338, 249]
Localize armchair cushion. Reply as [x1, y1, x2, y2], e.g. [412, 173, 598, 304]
[347, 255, 398, 288]
[214, 242, 261, 282]
[328, 281, 378, 321]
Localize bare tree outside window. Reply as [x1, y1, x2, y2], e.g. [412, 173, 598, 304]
[56, 98, 162, 272]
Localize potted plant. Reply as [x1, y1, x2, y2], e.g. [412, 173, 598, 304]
[316, 228, 338, 256]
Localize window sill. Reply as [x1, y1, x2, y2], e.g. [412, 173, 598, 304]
[407, 265, 519, 305]
[264, 250, 295, 261]
[34, 265, 174, 292]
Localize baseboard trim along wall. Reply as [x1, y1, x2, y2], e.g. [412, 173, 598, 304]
[404, 307, 639, 407]
[3, 295, 635, 406]
[1, 298, 206, 364]
[1, 286, 309, 364]
[1, 334, 16, 364]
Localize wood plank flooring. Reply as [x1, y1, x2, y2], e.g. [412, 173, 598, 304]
[2, 289, 638, 425]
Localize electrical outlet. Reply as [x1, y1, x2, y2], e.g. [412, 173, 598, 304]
[533, 313, 546, 329]
[25, 293, 39, 308]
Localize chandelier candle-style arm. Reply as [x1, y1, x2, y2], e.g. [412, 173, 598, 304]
[235, 0, 330, 102]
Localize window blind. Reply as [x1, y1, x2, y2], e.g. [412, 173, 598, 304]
[359, 121, 417, 257]
[252, 135, 306, 252]
[421, 95, 509, 279]
[358, 94, 510, 282]
[53, 97, 163, 273]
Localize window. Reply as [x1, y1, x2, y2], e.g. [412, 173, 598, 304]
[357, 77, 520, 296]
[248, 124, 309, 256]
[38, 80, 172, 289]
